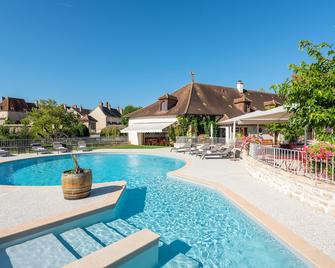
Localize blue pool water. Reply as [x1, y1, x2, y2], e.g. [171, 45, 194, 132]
[0, 154, 307, 267]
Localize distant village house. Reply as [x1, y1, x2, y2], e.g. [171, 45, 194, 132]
[0, 97, 37, 125]
[89, 101, 122, 133]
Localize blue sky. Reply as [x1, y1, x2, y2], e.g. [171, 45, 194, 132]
[0, 0, 334, 109]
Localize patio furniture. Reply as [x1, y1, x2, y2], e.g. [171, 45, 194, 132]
[77, 141, 91, 152]
[190, 143, 211, 156]
[196, 144, 222, 158]
[201, 145, 233, 160]
[170, 142, 194, 152]
[53, 142, 69, 153]
[31, 143, 50, 155]
[230, 148, 242, 161]
[0, 149, 9, 157]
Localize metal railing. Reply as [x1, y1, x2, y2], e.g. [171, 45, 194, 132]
[249, 143, 335, 184]
[0, 136, 129, 154]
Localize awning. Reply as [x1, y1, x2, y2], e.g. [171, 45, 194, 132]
[219, 106, 290, 125]
[121, 121, 175, 133]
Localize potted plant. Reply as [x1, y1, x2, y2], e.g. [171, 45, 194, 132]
[61, 154, 92, 200]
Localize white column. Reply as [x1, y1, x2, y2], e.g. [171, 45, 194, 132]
[232, 121, 236, 142]
[225, 127, 230, 143]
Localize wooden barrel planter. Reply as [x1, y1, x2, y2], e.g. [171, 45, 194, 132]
[61, 169, 92, 200]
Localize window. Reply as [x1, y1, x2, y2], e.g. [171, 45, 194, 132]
[160, 101, 167, 111]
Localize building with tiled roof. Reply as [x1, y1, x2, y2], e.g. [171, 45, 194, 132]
[0, 97, 37, 125]
[89, 101, 122, 133]
[64, 104, 98, 133]
[122, 81, 282, 145]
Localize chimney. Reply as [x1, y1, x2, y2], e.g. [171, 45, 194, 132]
[63, 104, 67, 109]
[118, 106, 123, 114]
[106, 101, 111, 109]
[80, 105, 82, 112]
[98, 101, 103, 108]
[35, 100, 39, 107]
[72, 104, 78, 109]
[237, 80, 244, 93]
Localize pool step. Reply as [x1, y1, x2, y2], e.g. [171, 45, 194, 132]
[106, 218, 140, 236]
[5, 233, 77, 268]
[60, 227, 103, 257]
[85, 222, 124, 246]
[162, 252, 201, 268]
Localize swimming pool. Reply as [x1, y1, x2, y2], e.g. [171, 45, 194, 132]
[0, 154, 307, 267]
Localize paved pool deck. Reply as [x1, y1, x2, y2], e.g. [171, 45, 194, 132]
[1, 148, 335, 264]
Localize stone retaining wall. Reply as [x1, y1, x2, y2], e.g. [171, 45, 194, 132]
[245, 156, 335, 215]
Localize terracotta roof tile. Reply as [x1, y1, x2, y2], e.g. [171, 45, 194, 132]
[129, 83, 282, 119]
[0, 97, 34, 112]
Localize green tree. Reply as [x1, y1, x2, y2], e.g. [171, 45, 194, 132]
[273, 40, 335, 143]
[121, 105, 142, 125]
[100, 126, 121, 137]
[73, 123, 90, 137]
[27, 99, 81, 138]
[0, 125, 10, 140]
[267, 122, 304, 143]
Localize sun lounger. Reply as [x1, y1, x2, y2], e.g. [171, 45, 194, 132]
[0, 149, 9, 157]
[197, 144, 222, 158]
[53, 142, 69, 153]
[77, 141, 91, 152]
[201, 146, 233, 160]
[190, 143, 211, 156]
[31, 143, 50, 155]
[171, 142, 195, 153]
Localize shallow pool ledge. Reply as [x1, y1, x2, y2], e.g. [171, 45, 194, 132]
[168, 170, 335, 268]
[0, 180, 127, 244]
[64, 229, 160, 268]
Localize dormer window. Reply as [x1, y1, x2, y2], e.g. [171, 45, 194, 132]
[158, 93, 178, 112]
[160, 101, 168, 111]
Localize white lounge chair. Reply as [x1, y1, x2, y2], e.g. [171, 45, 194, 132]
[77, 141, 91, 152]
[53, 142, 69, 153]
[0, 149, 9, 157]
[31, 143, 50, 155]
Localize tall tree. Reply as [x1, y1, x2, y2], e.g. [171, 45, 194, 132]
[27, 99, 81, 138]
[273, 40, 335, 143]
[121, 105, 142, 125]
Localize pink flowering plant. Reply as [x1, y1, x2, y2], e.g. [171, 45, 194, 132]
[302, 142, 335, 181]
[302, 142, 335, 159]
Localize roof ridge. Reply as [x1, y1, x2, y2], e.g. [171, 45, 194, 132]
[246, 89, 277, 95]
[184, 83, 195, 114]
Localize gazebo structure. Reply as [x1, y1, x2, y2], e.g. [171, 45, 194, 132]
[218, 106, 290, 143]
